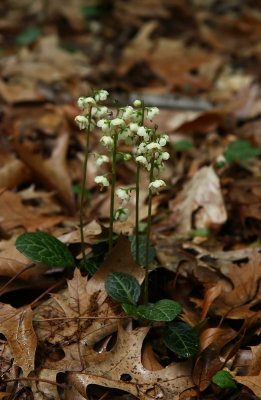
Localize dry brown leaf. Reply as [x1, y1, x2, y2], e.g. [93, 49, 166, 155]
[0, 158, 32, 189]
[68, 325, 194, 400]
[0, 303, 37, 376]
[12, 133, 74, 212]
[170, 166, 227, 234]
[234, 372, 261, 397]
[0, 190, 63, 232]
[34, 237, 144, 348]
[212, 251, 261, 318]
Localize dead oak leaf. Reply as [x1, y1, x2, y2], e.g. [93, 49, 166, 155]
[34, 238, 143, 347]
[68, 325, 194, 400]
[0, 303, 37, 376]
[212, 251, 261, 318]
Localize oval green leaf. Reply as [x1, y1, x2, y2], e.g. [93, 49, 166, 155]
[163, 322, 199, 358]
[212, 371, 237, 389]
[15, 232, 75, 268]
[136, 300, 181, 321]
[130, 235, 155, 266]
[105, 272, 140, 305]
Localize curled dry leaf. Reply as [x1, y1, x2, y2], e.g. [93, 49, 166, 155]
[68, 325, 194, 400]
[0, 303, 37, 376]
[170, 166, 227, 234]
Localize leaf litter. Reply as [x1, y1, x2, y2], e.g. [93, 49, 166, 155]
[0, 1, 261, 399]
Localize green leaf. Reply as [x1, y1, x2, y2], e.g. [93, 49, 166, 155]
[136, 300, 182, 321]
[130, 235, 155, 266]
[224, 140, 261, 163]
[163, 322, 199, 358]
[212, 371, 237, 389]
[15, 232, 75, 268]
[173, 140, 193, 152]
[16, 27, 41, 46]
[105, 272, 140, 305]
[121, 303, 139, 316]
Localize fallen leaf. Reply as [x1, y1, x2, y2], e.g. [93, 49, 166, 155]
[68, 325, 194, 400]
[170, 166, 227, 234]
[0, 303, 37, 376]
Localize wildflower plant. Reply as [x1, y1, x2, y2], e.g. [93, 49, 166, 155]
[14, 88, 199, 359]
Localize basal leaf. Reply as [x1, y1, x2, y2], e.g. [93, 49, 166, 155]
[224, 140, 261, 163]
[163, 322, 199, 358]
[105, 272, 140, 305]
[16, 26, 41, 46]
[130, 235, 155, 266]
[212, 371, 237, 389]
[136, 300, 182, 321]
[15, 232, 75, 268]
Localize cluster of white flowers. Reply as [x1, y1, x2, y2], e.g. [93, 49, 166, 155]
[75, 90, 170, 220]
[75, 90, 109, 131]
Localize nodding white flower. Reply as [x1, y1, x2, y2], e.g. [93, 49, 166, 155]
[75, 115, 89, 130]
[94, 175, 110, 187]
[136, 155, 148, 165]
[77, 97, 96, 110]
[119, 128, 132, 141]
[146, 142, 162, 152]
[149, 179, 166, 192]
[116, 188, 131, 202]
[96, 106, 108, 118]
[96, 155, 109, 166]
[94, 89, 109, 102]
[161, 151, 170, 160]
[100, 135, 114, 149]
[114, 207, 129, 222]
[137, 126, 147, 137]
[119, 106, 134, 120]
[111, 118, 125, 127]
[158, 134, 169, 147]
[97, 119, 110, 132]
[137, 142, 147, 155]
[146, 107, 159, 120]
[129, 122, 139, 132]
[133, 99, 142, 107]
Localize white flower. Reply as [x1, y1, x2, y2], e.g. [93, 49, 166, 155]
[129, 122, 139, 132]
[94, 175, 110, 187]
[114, 208, 129, 222]
[158, 134, 169, 147]
[111, 118, 125, 127]
[137, 142, 147, 155]
[96, 106, 108, 118]
[137, 126, 147, 138]
[96, 155, 109, 166]
[119, 128, 132, 141]
[77, 97, 96, 110]
[146, 107, 159, 120]
[119, 106, 134, 120]
[146, 142, 162, 152]
[161, 152, 170, 160]
[94, 89, 109, 102]
[97, 119, 110, 132]
[75, 115, 89, 130]
[133, 99, 142, 107]
[136, 155, 148, 165]
[100, 135, 114, 149]
[149, 179, 166, 193]
[116, 188, 130, 202]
